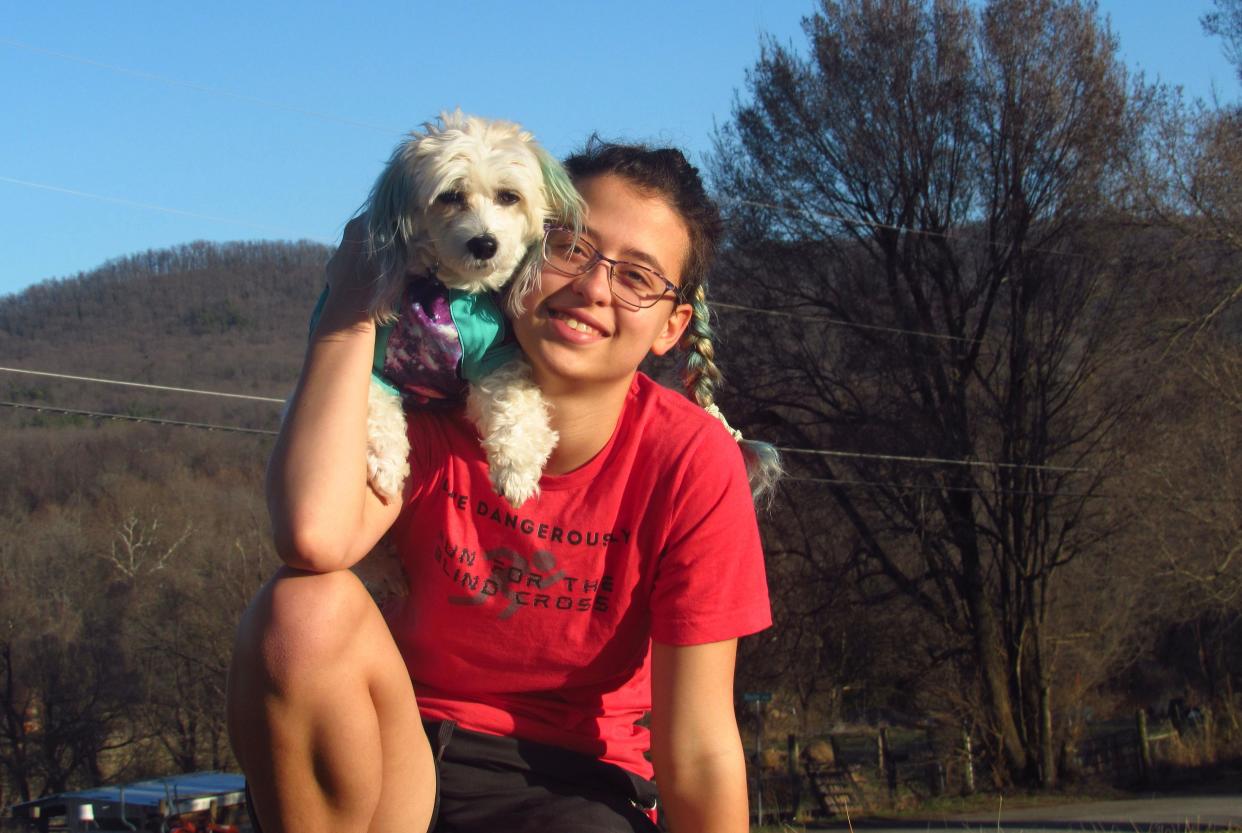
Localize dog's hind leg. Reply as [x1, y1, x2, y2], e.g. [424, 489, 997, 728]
[466, 359, 557, 508]
[366, 377, 411, 501]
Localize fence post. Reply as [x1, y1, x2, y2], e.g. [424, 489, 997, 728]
[754, 700, 764, 826]
[961, 724, 975, 796]
[878, 727, 896, 796]
[876, 727, 887, 778]
[787, 734, 800, 821]
[1136, 709, 1152, 784]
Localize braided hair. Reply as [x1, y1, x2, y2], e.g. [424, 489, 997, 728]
[562, 138, 782, 503]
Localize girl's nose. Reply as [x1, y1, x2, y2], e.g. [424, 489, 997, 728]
[571, 260, 613, 304]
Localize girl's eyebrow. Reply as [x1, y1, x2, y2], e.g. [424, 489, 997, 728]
[619, 246, 667, 276]
[580, 225, 669, 276]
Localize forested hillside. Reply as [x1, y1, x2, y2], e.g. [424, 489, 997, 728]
[1, 240, 329, 428]
[0, 240, 329, 805]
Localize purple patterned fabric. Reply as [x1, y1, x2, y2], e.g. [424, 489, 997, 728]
[383, 281, 467, 405]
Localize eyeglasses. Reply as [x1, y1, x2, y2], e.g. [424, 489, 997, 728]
[541, 226, 681, 309]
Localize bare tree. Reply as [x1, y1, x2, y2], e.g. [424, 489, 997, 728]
[0, 506, 139, 799]
[1128, 90, 1242, 333]
[1119, 0, 1242, 334]
[1204, 0, 1242, 81]
[104, 513, 192, 579]
[712, 0, 1146, 786]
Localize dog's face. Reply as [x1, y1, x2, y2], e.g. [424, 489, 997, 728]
[420, 131, 545, 291]
[395, 115, 548, 293]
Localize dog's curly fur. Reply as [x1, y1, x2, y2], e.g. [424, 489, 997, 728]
[361, 111, 583, 507]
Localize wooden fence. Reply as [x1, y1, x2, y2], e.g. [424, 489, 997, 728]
[749, 711, 1188, 822]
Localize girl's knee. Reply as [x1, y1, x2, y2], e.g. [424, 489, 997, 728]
[234, 567, 379, 691]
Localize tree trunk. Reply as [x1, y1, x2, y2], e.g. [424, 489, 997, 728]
[969, 577, 1027, 776]
[1039, 681, 1056, 788]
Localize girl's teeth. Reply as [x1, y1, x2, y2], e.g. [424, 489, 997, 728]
[556, 312, 597, 334]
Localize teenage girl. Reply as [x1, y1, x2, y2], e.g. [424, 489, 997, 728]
[227, 141, 772, 833]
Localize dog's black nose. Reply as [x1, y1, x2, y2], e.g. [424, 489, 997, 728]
[467, 234, 498, 260]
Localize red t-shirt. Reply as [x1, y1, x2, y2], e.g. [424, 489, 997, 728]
[386, 372, 771, 778]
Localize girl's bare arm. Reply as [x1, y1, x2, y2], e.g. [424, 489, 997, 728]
[267, 216, 403, 572]
[650, 638, 750, 833]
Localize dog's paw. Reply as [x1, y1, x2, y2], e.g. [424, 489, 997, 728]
[467, 359, 558, 508]
[366, 380, 410, 501]
[367, 449, 408, 501]
[491, 464, 542, 508]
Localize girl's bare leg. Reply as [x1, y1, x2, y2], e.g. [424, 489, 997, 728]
[227, 567, 435, 833]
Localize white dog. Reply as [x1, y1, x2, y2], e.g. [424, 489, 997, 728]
[359, 111, 584, 506]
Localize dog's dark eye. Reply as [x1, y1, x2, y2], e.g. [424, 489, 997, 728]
[437, 191, 465, 206]
[497, 190, 521, 206]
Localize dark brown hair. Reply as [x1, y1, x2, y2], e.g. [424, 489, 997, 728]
[562, 137, 722, 299]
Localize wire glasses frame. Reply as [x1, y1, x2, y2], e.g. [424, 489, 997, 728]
[541, 226, 682, 309]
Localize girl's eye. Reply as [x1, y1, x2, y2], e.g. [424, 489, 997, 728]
[618, 267, 649, 286]
[549, 232, 594, 262]
[497, 191, 521, 206]
[437, 191, 465, 205]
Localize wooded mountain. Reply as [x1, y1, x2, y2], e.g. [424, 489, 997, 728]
[1, 240, 330, 432]
[0, 240, 331, 804]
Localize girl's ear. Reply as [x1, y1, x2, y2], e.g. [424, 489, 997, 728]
[650, 302, 693, 357]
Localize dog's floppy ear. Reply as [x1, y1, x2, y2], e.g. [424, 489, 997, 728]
[535, 145, 585, 234]
[506, 147, 586, 317]
[365, 139, 427, 323]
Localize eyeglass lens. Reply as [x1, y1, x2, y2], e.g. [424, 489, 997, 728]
[543, 229, 671, 308]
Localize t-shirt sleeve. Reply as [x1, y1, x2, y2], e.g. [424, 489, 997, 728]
[648, 427, 771, 645]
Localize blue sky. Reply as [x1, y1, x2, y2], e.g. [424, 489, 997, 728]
[2, 1, 1238, 298]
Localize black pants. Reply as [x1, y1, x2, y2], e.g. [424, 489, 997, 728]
[245, 722, 662, 832]
[428, 721, 661, 832]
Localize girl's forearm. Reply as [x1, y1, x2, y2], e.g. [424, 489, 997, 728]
[267, 221, 386, 571]
[656, 746, 750, 833]
[267, 308, 376, 571]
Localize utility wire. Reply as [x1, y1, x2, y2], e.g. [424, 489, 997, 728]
[0, 367, 285, 403]
[0, 177, 324, 240]
[4, 401, 1218, 505]
[712, 300, 980, 344]
[785, 475, 1093, 496]
[1, 366, 1087, 473]
[726, 197, 1094, 263]
[784, 475, 1236, 505]
[777, 446, 1089, 473]
[0, 401, 277, 436]
[0, 38, 402, 135]
[2, 39, 1112, 277]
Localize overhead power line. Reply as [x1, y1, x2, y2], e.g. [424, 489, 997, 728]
[4, 365, 1087, 474]
[0, 177, 324, 239]
[0, 38, 402, 134]
[725, 197, 1094, 263]
[6, 400, 1216, 505]
[0, 401, 277, 436]
[785, 474, 1096, 497]
[784, 475, 1236, 505]
[0, 367, 285, 403]
[712, 300, 980, 344]
[777, 445, 1089, 473]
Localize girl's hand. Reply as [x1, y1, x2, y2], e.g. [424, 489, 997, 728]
[318, 215, 378, 333]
